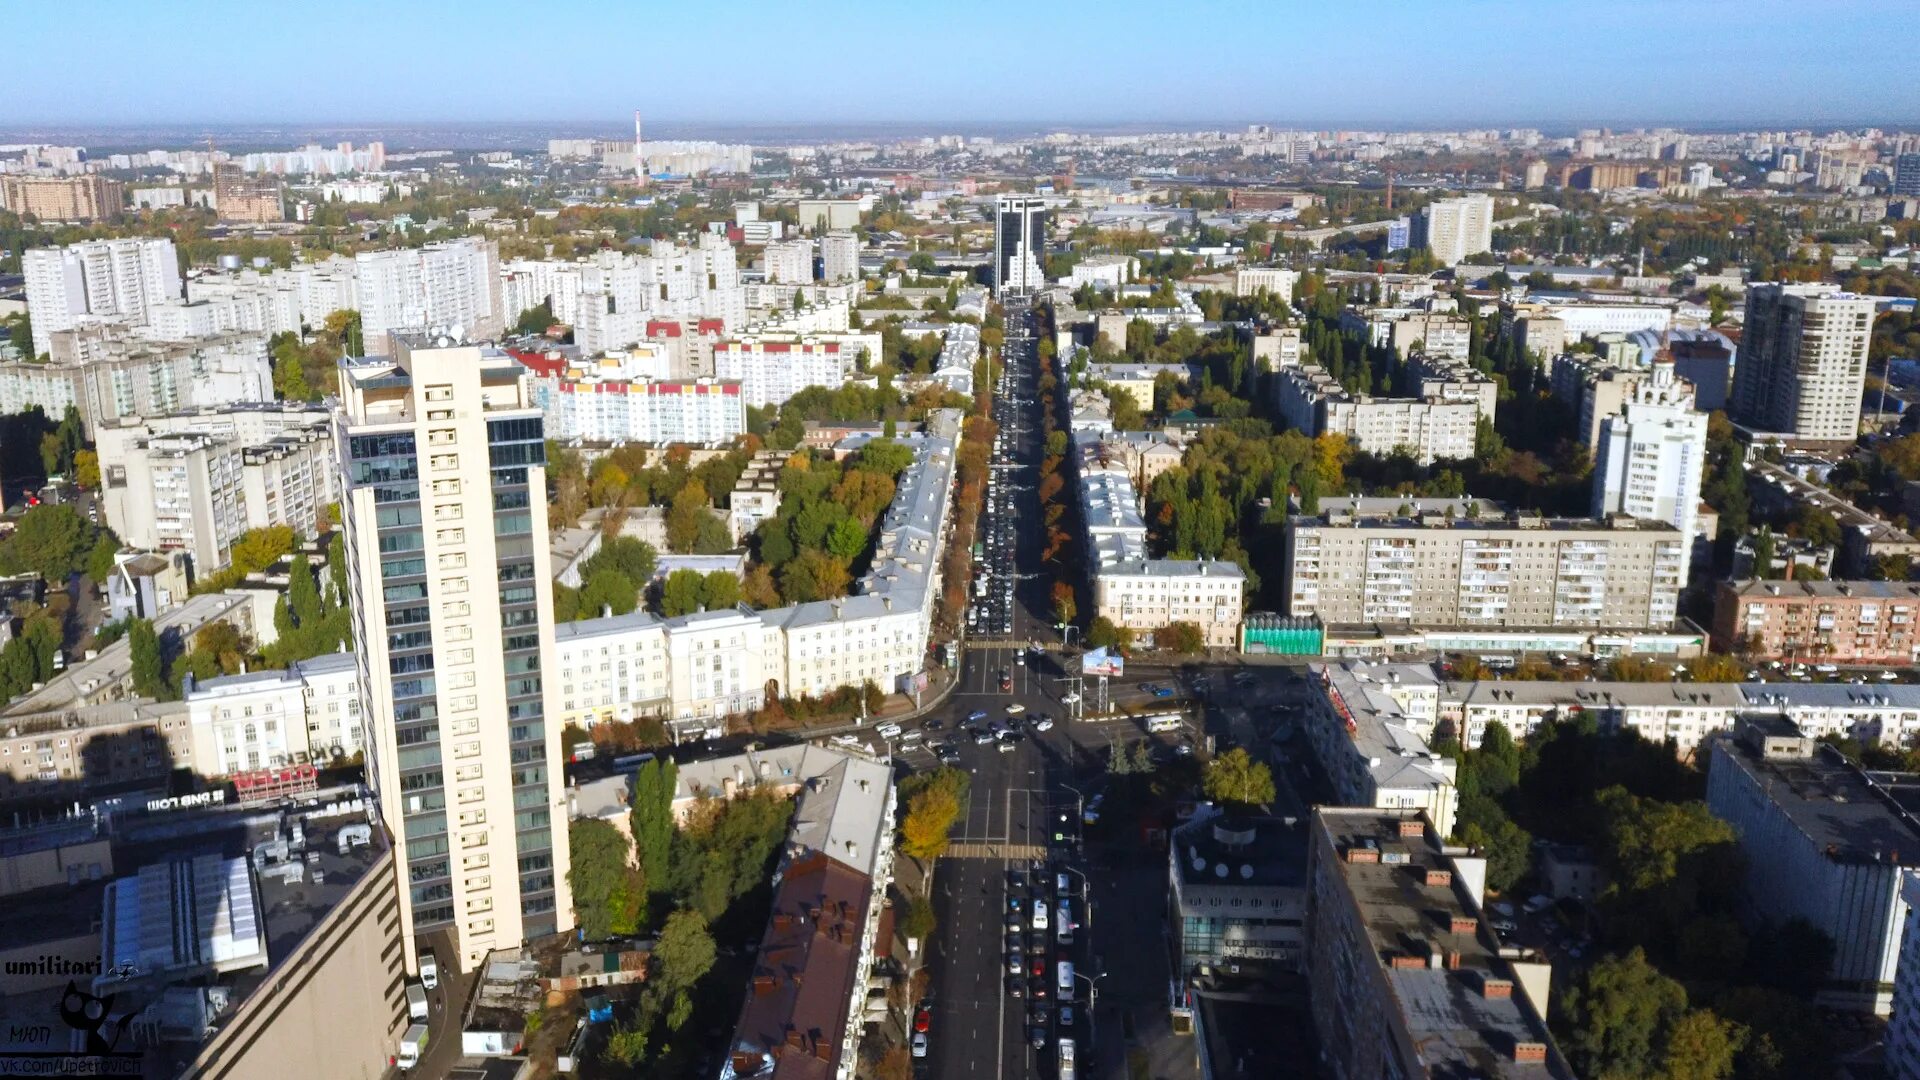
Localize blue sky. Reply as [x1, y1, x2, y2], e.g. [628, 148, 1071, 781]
[2, 0, 1908, 129]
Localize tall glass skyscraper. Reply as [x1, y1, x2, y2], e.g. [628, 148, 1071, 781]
[336, 332, 572, 972]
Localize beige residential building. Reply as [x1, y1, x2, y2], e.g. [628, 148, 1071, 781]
[213, 162, 284, 224]
[1272, 361, 1485, 465]
[1093, 558, 1245, 649]
[337, 333, 573, 970]
[1234, 267, 1299, 301]
[0, 174, 123, 221]
[1412, 193, 1494, 266]
[1390, 311, 1473, 362]
[1730, 284, 1876, 444]
[1284, 499, 1685, 631]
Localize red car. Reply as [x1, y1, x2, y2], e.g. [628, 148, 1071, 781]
[1029, 957, 1045, 979]
[913, 1005, 931, 1034]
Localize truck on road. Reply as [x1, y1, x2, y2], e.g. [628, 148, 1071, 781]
[398, 1024, 429, 1070]
[406, 983, 428, 1021]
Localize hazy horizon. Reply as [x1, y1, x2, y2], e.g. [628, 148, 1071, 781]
[5, 0, 1908, 134]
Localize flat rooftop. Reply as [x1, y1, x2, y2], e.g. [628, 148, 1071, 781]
[1173, 812, 1306, 891]
[1713, 738, 1920, 866]
[1316, 809, 1574, 1078]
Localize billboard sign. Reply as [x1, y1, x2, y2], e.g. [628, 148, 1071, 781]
[1081, 647, 1124, 678]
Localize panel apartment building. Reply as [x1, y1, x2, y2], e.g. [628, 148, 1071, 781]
[336, 333, 573, 970]
[1271, 359, 1491, 465]
[1284, 498, 1685, 632]
[22, 236, 181, 358]
[0, 174, 123, 222]
[1729, 283, 1876, 445]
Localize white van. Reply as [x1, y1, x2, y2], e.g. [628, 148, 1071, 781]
[419, 952, 439, 990]
[875, 722, 903, 739]
[1056, 902, 1073, 944]
[1056, 960, 1075, 999]
[1032, 901, 1049, 930]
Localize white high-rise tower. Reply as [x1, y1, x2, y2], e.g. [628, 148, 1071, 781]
[1592, 355, 1709, 564]
[634, 110, 646, 184]
[337, 332, 573, 972]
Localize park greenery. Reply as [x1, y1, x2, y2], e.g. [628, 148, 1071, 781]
[567, 754, 797, 1074]
[1201, 748, 1275, 808]
[748, 438, 916, 606]
[1428, 715, 1838, 1079]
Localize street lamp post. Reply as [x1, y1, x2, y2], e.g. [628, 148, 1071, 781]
[1075, 970, 1108, 1056]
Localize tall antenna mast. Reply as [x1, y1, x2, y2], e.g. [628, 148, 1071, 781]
[634, 110, 646, 187]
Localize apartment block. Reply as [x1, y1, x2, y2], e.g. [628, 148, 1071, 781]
[184, 651, 364, 775]
[1706, 720, 1920, 1013]
[763, 238, 816, 284]
[0, 329, 273, 437]
[354, 238, 505, 354]
[212, 163, 284, 224]
[336, 333, 572, 969]
[548, 420, 959, 741]
[1412, 193, 1494, 266]
[1302, 662, 1459, 834]
[1590, 357, 1708, 555]
[719, 746, 895, 1080]
[1511, 314, 1567, 359]
[1069, 254, 1139, 293]
[1272, 362, 1483, 465]
[1308, 807, 1573, 1078]
[1092, 560, 1245, 649]
[1730, 284, 1875, 444]
[819, 231, 861, 283]
[98, 405, 337, 570]
[1390, 311, 1473, 363]
[713, 338, 852, 407]
[514, 344, 748, 445]
[0, 174, 123, 222]
[1713, 579, 1920, 664]
[1232, 266, 1298, 301]
[1550, 352, 1645, 453]
[23, 236, 181, 357]
[1284, 499, 1685, 632]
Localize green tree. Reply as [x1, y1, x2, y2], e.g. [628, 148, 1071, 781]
[1202, 748, 1276, 808]
[129, 618, 167, 699]
[568, 818, 645, 939]
[650, 909, 717, 995]
[631, 757, 678, 910]
[825, 516, 869, 561]
[604, 1023, 649, 1067]
[900, 895, 936, 942]
[779, 549, 851, 603]
[582, 536, 658, 584]
[85, 533, 120, 585]
[699, 571, 741, 611]
[1560, 948, 1689, 1080]
[658, 569, 705, 617]
[0, 504, 93, 582]
[1456, 792, 1532, 893]
[1657, 1008, 1745, 1080]
[577, 568, 639, 618]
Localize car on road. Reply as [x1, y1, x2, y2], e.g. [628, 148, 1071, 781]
[936, 746, 961, 765]
[875, 722, 903, 739]
[1005, 703, 1027, 714]
[974, 730, 997, 745]
[1082, 794, 1104, 825]
[1059, 1005, 1076, 1031]
[924, 719, 944, 731]
[1029, 957, 1046, 979]
[911, 1032, 928, 1059]
[831, 734, 860, 747]
[1032, 717, 1054, 732]
[1007, 952, 1023, 974]
[1008, 869, 1026, 889]
[1005, 974, 1025, 998]
[997, 739, 1017, 753]
[913, 1005, 931, 1033]
[1032, 903, 1050, 930]
[1029, 976, 1048, 1000]
[1006, 912, 1023, 929]
[1029, 1024, 1048, 1050]
[1008, 895, 1023, 912]
[1150, 686, 1175, 699]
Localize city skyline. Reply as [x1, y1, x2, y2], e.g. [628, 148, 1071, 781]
[7, 0, 1910, 129]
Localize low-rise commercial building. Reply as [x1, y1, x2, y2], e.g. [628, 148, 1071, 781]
[1284, 499, 1686, 633]
[1093, 559, 1245, 649]
[1707, 719, 1920, 1013]
[1170, 805, 1307, 977]
[1746, 460, 1920, 576]
[1307, 806, 1573, 1078]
